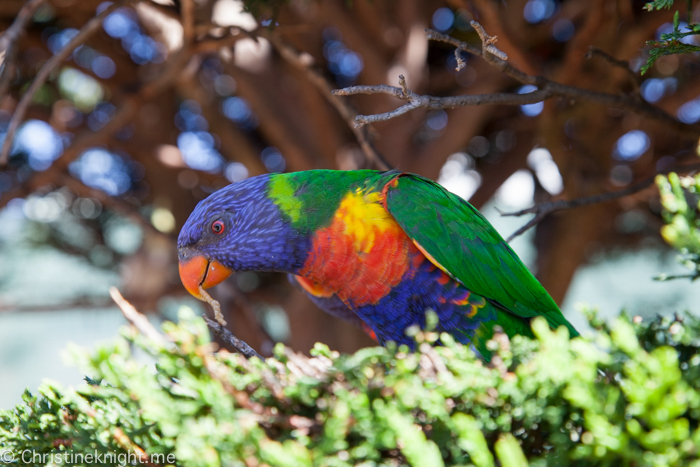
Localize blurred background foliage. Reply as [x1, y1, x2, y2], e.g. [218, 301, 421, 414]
[1, 0, 700, 407]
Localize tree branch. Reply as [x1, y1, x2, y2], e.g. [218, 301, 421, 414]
[110, 287, 168, 346]
[332, 22, 700, 138]
[585, 46, 640, 93]
[332, 75, 551, 127]
[499, 162, 700, 242]
[202, 315, 264, 360]
[470, 20, 508, 60]
[0, 0, 126, 166]
[111, 285, 263, 360]
[0, 0, 47, 99]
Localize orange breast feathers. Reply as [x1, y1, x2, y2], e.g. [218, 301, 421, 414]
[296, 189, 417, 307]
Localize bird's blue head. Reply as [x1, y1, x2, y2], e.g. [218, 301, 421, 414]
[177, 174, 308, 300]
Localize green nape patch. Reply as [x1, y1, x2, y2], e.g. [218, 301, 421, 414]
[268, 174, 304, 223]
[267, 170, 388, 233]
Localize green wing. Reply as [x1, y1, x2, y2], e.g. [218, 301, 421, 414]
[384, 173, 579, 338]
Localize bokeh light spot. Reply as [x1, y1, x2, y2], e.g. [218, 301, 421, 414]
[552, 19, 574, 42]
[610, 165, 633, 186]
[92, 56, 116, 79]
[426, 110, 448, 131]
[678, 97, 700, 123]
[151, 208, 176, 233]
[641, 78, 665, 103]
[47, 28, 78, 54]
[103, 9, 136, 39]
[221, 96, 257, 129]
[615, 130, 649, 161]
[323, 29, 364, 86]
[70, 148, 133, 196]
[12, 120, 63, 170]
[261, 147, 286, 173]
[496, 170, 535, 209]
[58, 68, 103, 111]
[432, 8, 454, 32]
[104, 216, 143, 255]
[437, 152, 481, 200]
[177, 132, 224, 172]
[523, 0, 556, 24]
[527, 148, 563, 195]
[517, 85, 544, 117]
[468, 135, 490, 158]
[225, 162, 249, 183]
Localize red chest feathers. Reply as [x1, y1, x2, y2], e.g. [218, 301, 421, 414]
[295, 189, 420, 307]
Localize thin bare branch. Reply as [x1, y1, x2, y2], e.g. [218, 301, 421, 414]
[425, 28, 535, 84]
[333, 76, 551, 127]
[586, 46, 633, 73]
[202, 315, 264, 360]
[333, 84, 406, 99]
[586, 46, 640, 93]
[470, 20, 508, 60]
[0, 0, 45, 62]
[265, 31, 392, 170]
[336, 23, 700, 137]
[110, 287, 168, 346]
[113, 277, 262, 360]
[0, 0, 126, 166]
[0, 0, 47, 99]
[499, 162, 700, 241]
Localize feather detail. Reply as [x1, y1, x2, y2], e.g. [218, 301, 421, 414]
[384, 172, 579, 338]
[297, 187, 413, 307]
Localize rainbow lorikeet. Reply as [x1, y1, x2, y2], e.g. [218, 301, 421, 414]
[178, 170, 578, 359]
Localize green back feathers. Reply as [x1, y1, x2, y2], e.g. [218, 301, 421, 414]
[384, 173, 579, 338]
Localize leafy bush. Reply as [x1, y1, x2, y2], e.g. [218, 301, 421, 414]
[656, 172, 700, 281]
[2, 306, 700, 466]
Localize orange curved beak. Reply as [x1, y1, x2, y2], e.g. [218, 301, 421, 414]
[178, 255, 233, 300]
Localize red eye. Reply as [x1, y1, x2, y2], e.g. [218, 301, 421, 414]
[211, 220, 225, 234]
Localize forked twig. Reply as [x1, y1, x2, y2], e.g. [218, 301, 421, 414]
[470, 20, 508, 60]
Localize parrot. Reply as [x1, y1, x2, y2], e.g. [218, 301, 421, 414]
[177, 170, 578, 359]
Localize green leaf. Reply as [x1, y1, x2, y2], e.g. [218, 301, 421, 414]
[495, 434, 528, 467]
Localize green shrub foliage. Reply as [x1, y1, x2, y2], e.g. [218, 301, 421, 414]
[2, 307, 700, 466]
[656, 172, 700, 281]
